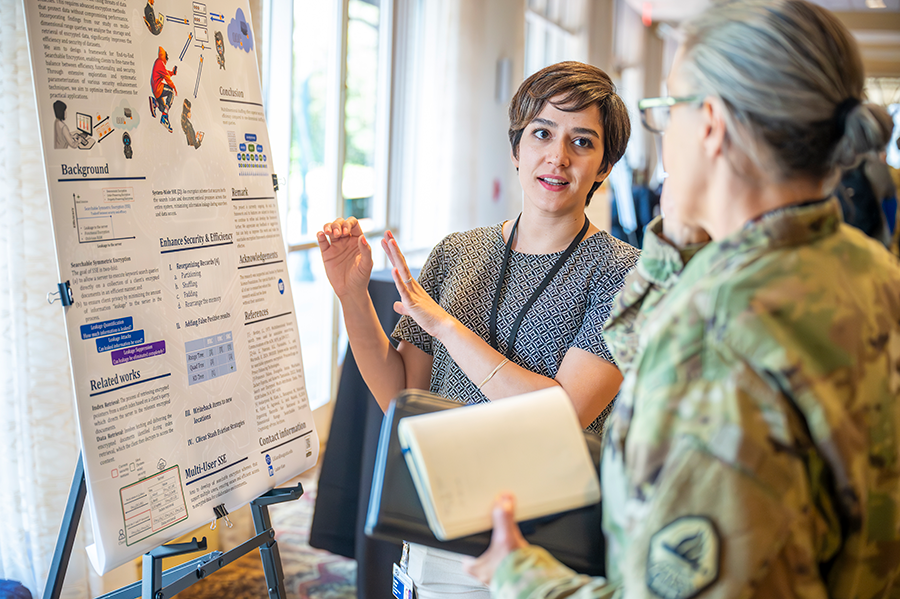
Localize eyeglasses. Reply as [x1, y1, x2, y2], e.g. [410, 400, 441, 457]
[638, 95, 704, 134]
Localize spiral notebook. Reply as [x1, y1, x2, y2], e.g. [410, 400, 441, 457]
[364, 388, 606, 576]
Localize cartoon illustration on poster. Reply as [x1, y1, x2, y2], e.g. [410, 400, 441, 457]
[23, 0, 317, 573]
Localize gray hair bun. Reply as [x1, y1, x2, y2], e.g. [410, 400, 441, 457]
[681, 0, 895, 181]
[833, 101, 894, 170]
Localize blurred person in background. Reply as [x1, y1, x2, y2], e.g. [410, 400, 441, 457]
[835, 136, 896, 247]
[892, 135, 900, 255]
[466, 1, 900, 597]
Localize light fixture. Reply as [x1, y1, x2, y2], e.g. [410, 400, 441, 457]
[865, 0, 887, 9]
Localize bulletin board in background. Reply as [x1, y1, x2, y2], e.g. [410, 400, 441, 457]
[23, 0, 318, 574]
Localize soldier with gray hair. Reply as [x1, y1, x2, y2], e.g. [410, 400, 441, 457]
[466, 1, 900, 597]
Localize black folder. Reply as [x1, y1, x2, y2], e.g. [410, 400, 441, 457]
[364, 389, 606, 576]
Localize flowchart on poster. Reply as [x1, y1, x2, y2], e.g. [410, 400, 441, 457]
[24, 0, 318, 574]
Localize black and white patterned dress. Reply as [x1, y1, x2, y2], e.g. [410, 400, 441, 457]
[392, 222, 640, 434]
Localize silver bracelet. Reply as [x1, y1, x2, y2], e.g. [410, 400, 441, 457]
[478, 358, 510, 390]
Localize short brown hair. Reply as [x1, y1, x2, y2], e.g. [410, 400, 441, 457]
[508, 61, 631, 203]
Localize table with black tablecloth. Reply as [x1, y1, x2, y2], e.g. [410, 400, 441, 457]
[308, 269, 407, 599]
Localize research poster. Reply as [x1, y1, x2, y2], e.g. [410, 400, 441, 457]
[24, 0, 319, 573]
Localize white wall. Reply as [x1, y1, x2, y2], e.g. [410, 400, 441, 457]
[392, 0, 525, 263]
[455, 0, 527, 231]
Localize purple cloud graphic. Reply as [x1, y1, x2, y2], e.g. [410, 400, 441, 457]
[227, 8, 254, 53]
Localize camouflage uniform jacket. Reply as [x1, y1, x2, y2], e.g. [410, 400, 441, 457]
[492, 198, 900, 599]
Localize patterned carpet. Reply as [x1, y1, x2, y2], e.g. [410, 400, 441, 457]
[175, 464, 356, 599]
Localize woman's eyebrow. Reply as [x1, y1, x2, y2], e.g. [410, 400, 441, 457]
[573, 127, 600, 138]
[531, 118, 599, 138]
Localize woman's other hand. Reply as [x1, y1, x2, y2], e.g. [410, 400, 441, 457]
[317, 216, 373, 299]
[382, 231, 455, 339]
[463, 494, 528, 585]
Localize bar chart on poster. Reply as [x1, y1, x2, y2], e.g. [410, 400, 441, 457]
[23, 0, 319, 574]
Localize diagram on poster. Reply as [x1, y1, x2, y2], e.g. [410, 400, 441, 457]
[23, 0, 318, 574]
[73, 188, 137, 243]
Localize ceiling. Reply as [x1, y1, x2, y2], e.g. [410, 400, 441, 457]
[624, 0, 900, 78]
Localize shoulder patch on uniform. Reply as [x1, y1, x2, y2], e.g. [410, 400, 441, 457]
[646, 515, 720, 599]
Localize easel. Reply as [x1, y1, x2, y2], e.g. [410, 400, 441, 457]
[43, 453, 302, 599]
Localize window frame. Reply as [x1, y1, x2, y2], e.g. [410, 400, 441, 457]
[524, 0, 587, 76]
[261, 0, 398, 408]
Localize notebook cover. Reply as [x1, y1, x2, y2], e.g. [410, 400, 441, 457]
[364, 389, 605, 576]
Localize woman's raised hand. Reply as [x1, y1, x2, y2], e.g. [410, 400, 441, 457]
[316, 216, 373, 299]
[382, 231, 454, 339]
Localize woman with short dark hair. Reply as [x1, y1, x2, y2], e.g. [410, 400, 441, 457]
[317, 61, 639, 598]
[507, 61, 632, 208]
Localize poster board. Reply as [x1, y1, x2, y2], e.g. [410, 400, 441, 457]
[23, 0, 319, 574]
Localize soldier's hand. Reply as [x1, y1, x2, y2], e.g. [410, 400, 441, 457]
[463, 494, 528, 585]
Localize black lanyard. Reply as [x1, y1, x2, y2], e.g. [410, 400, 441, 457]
[489, 214, 590, 358]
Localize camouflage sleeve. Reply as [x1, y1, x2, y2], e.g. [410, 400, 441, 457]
[490, 546, 619, 599]
[617, 435, 796, 599]
[604, 217, 708, 372]
[490, 388, 801, 599]
[613, 355, 813, 599]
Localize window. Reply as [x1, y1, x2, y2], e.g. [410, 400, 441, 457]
[524, 0, 587, 76]
[262, 0, 391, 409]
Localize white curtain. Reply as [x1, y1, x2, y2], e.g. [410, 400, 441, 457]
[393, 0, 529, 266]
[0, 0, 91, 597]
